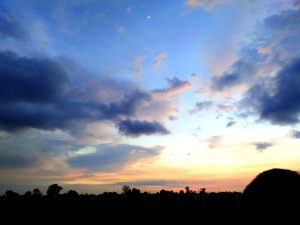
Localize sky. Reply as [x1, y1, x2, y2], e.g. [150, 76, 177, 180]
[1, 0, 300, 194]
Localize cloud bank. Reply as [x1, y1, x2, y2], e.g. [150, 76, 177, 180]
[0, 50, 170, 137]
[67, 144, 162, 171]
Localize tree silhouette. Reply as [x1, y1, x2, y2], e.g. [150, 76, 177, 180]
[23, 191, 32, 198]
[47, 184, 63, 197]
[131, 188, 141, 195]
[122, 185, 131, 194]
[185, 186, 191, 194]
[5, 190, 19, 199]
[32, 188, 42, 196]
[199, 188, 206, 195]
[67, 190, 79, 198]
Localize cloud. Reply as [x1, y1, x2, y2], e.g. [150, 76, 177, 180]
[226, 120, 236, 128]
[168, 116, 178, 121]
[0, 50, 174, 137]
[132, 54, 144, 76]
[0, 152, 36, 169]
[152, 77, 191, 98]
[294, 0, 300, 6]
[67, 144, 162, 171]
[186, 0, 232, 9]
[208, 136, 223, 149]
[115, 24, 125, 33]
[211, 48, 265, 91]
[114, 180, 168, 186]
[254, 142, 273, 151]
[212, 73, 241, 91]
[0, 6, 28, 40]
[211, 8, 300, 92]
[0, 51, 69, 103]
[189, 101, 213, 114]
[117, 119, 170, 137]
[153, 52, 167, 69]
[291, 129, 300, 139]
[0, 129, 83, 161]
[0, 50, 175, 137]
[217, 104, 235, 112]
[135, 97, 178, 122]
[242, 58, 300, 125]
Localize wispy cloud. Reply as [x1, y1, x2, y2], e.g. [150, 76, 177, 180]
[0, 6, 28, 40]
[217, 104, 235, 112]
[153, 52, 167, 69]
[115, 24, 125, 34]
[152, 77, 191, 98]
[254, 142, 273, 152]
[207, 136, 223, 149]
[67, 144, 163, 171]
[114, 180, 168, 186]
[186, 0, 232, 9]
[132, 54, 144, 76]
[189, 101, 213, 114]
[226, 120, 236, 128]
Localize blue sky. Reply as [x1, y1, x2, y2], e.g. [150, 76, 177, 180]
[1, 0, 300, 194]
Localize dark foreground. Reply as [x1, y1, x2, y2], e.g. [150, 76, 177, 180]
[1, 168, 300, 224]
[1, 189, 299, 225]
[1, 191, 245, 225]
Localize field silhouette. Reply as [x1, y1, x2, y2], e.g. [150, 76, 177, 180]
[1, 168, 299, 225]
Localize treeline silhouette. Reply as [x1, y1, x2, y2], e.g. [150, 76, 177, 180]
[1, 168, 299, 225]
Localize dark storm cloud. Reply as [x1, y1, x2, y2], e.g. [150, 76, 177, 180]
[0, 88, 150, 131]
[0, 50, 160, 134]
[117, 119, 170, 137]
[0, 6, 28, 40]
[0, 51, 69, 103]
[243, 58, 300, 125]
[254, 142, 273, 151]
[67, 144, 162, 171]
